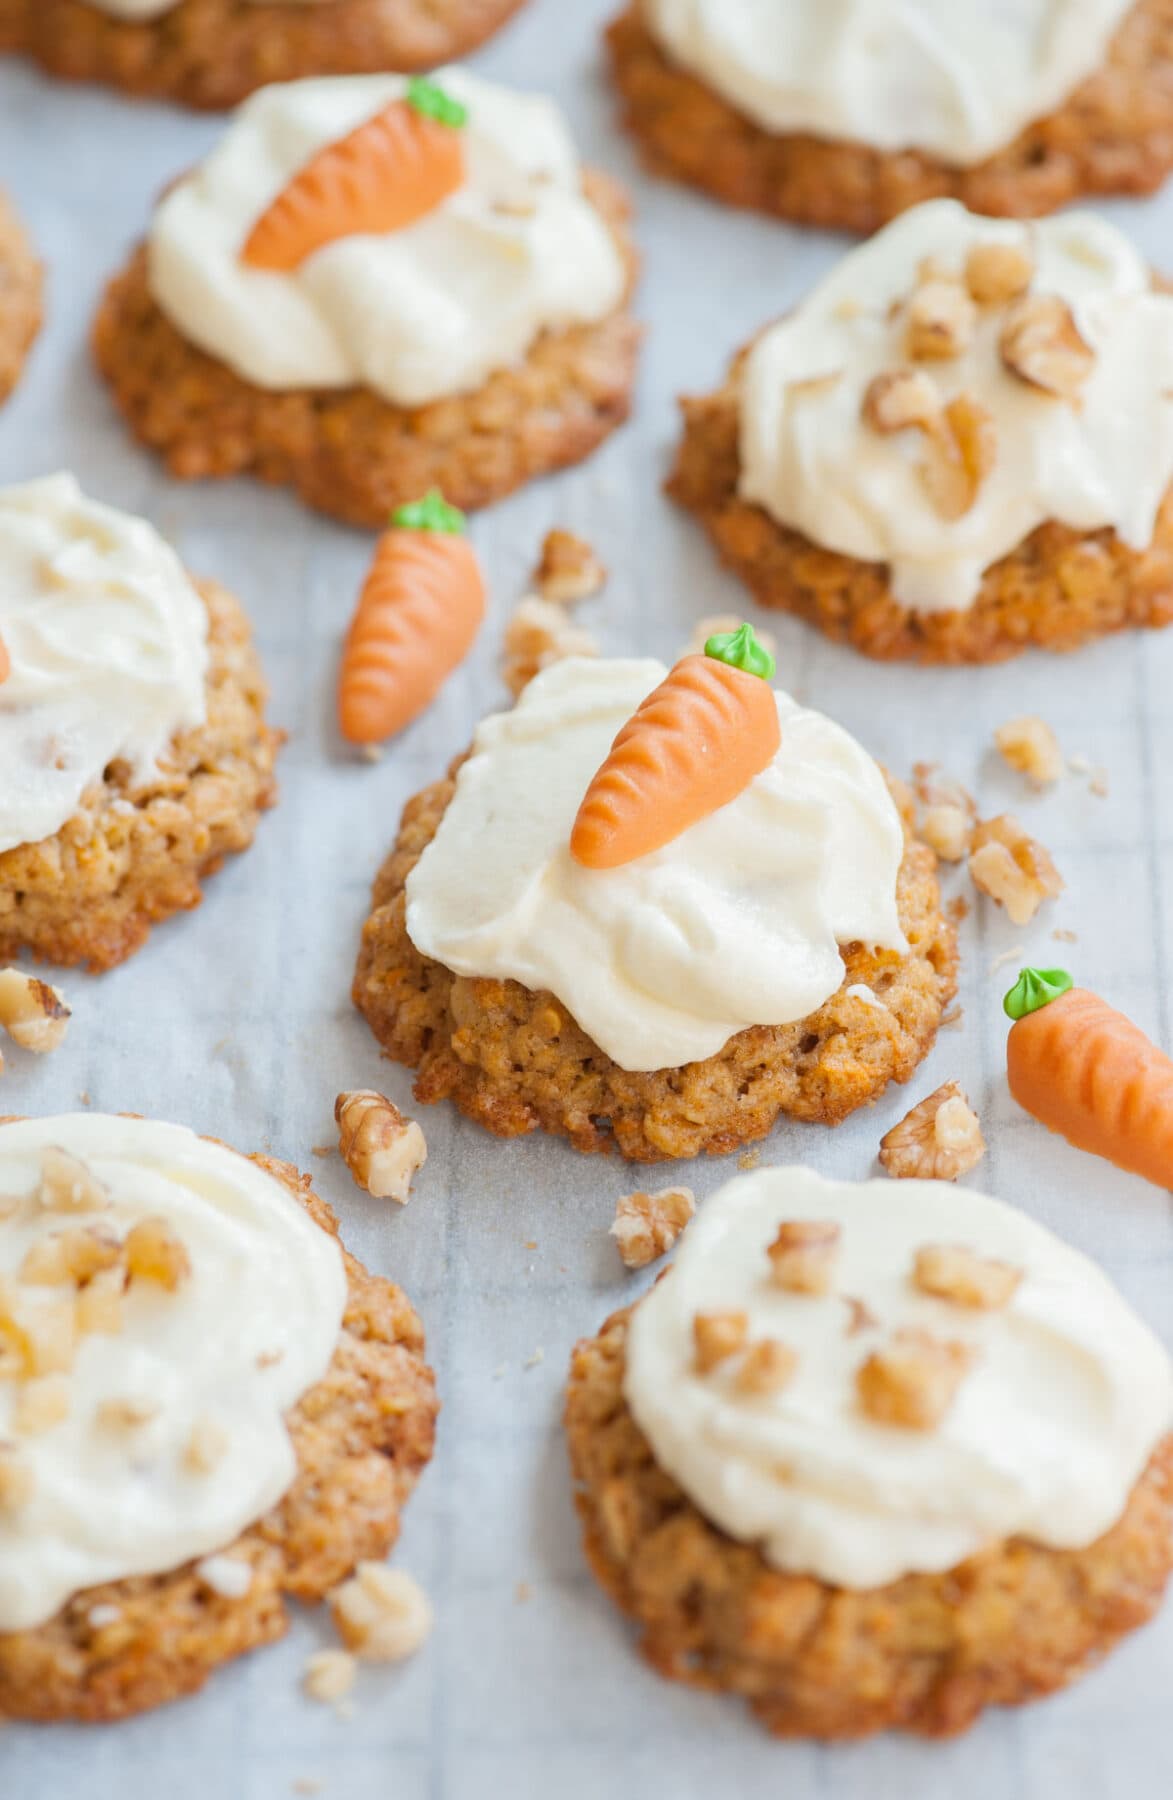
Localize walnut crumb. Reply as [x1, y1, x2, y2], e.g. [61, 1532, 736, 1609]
[38, 1147, 108, 1214]
[330, 1564, 434, 1663]
[969, 814, 1063, 925]
[913, 1243, 1023, 1311]
[303, 1649, 357, 1706]
[533, 528, 606, 603]
[734, 1337, 798, 1397]
[861, 368, 940, 434]
[767, 1220, 841, 1294]
[857, 1330, 974, 1429]
[843, 1296, 879, 1336]
[21, 1224, 121, 1288]
[918, 394, 997, 520]
[335, 1090, 427, 1205]
[75, 1266, 125, 1337]
[0, 969, 70, 1054]
[125, 1216, 191, 1290]
[693, 1309, 749, 1373]
[905, 278, 977, 360]
[994, 715, 1063, 786]
[502, 596, 598, 698]
[1000, 293, 1094, 399]
[185, 1415, 229, 1475]
[610, 1186, 696, 1269]
[963, 240, 1034, 305]
[879, 1081, 986, 1181]
[920, 803, 973, 863]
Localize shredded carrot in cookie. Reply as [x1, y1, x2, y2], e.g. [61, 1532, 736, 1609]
[242, 77, 468, 273]
[570, 623, 780, 871]
[337, 489, 485, 746]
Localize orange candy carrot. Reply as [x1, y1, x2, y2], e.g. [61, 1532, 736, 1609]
[1004, 968, 1173, 1189]
[242, 76, 467, 273]
[337, 488, 485, 746]
[570, 622, 781, 872]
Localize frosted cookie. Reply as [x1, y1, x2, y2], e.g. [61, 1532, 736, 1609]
[93, 71, 639, 527]
[0, 189, 41, 406]
[0, 1113, 437, 1722]
[670, 201, 1173, 663]
[606, 1, 1173, 233]
[0, 474, 279, 971]
[353, 633, 957, 1162]
[566, 1164, 1173, 1738]
[0, 0, 529, 111]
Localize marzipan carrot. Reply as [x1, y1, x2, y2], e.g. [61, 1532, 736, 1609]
[242, 76, 468, 273]
[570, 622, 781, 871]
[1004, 967, 1173, 1189]
[337, 488, 485, 746]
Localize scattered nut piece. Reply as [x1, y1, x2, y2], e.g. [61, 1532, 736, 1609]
[19, 1298, 77, 1376]
[913, 763, 976, 818]
[1000, 293, 1094, 399]
[610, 1186, 696, 1269]
[905, 278, 977, 360]
[969, 814, 1063, 925]
[13, 1375, 71, 1436]
[920, 803, 973, 863]
[303, 1649, 357, 1706]
[39, 1147, 107, 1213]
[994, 715, 1063, 786]
[918, 394, 997, 520]
[857, 1330, 973, 1430]
[843, 1296, 879, 1336]
[196, 1554, 254, 1600]
[533, 528, 606, 603]
[0, 1450, 35, 1513]
[879, 1081, 986, 1181]
[502, 597, 598, 698]
[734, 1338, 798, 1397]
[330, 1564, 434, 1663]
[767, 1220, 841, 1294]
[97, 1396, 160, 1431]
[22, 1225, 121, 1288]
[913, 1244, 1023, 1311]
[963, 240, 1034, 306]
[125, 1216, 191, 1290]
[0, 969, 70, 1054]
[693, 1309, 749, 1373]
[335, 1090, 427, 1205]
[861, 368, 940, 434]
[185, 1415, 229, 1475]
[75, 1266, 125, 1338]
[686, 614, 777, 661]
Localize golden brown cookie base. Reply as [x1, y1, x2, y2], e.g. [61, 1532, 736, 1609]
[0, 188, 42, 404]
[0, 579, 280, 972]
[0, 1153, 438, 1724]
[91, 173, 640, 529]
[565, 1302, 1173, 1740]
[606, 1, 1173, 232]
[352, 758, 957, 1163]
[669, 355, 1173, 664]
[0, 0, 528, 111]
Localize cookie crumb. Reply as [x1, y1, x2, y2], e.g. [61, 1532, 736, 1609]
[335, 1090, 426, 1204]
[533, 528, 606, 603]
[879, 1082, 985, 1181]
[1052, 926, 1079, 943]
[969, 815, 1063, 925]
[515, 1580, 531, 1604]
[329, 1564, 433, 1663]
[610, 1186, 696, 1269]
[502, 597, 598, 698]
[994, 715, 1063, 786]
[737, 1148, 761, 1171]
[523, 1347, 545, 1370]
[303, 1649, 357, 1706]
[988, 943, 1026, 975]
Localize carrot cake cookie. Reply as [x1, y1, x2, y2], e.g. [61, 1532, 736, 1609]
[0, 189, 41, 406]
[0, 1112, 437, 1722]
[93, 70, 639, 527]
[606, 0, 1173, 232]
[353, 634, 957, 1161]
[670, 200, 1173, 663]
[566, 1163, 1173, 1737]
[0, 473, 279, 971]
[0, 0, 529, 111]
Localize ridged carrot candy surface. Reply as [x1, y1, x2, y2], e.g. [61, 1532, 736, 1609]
[241, 89, 466, 273]
[1007, 984, 1173, 1189]
[569, 649, 781, 871]
[338, 505, 485, 746]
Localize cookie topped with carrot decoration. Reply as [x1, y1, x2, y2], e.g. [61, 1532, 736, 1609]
[95, 68, 639, 528]
[353, 629, 958, 1161]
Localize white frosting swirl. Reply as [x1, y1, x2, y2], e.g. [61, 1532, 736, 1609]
[405, 657, 906, 1073]
[739, 201, 1173, 613]
[642, 0, 1132, 165]
[0, 1114, 347, 1633]
[625, 1165, 1173, 1589]
[0, 474, 209, 858]
[148, 71, 628, 407]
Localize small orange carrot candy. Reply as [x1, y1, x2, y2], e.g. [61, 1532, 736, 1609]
[241, 76, 468, 273]
[570, 622, 781, 872]
[337, 489, 485, 747]
[1004, 967, 1173, 1190]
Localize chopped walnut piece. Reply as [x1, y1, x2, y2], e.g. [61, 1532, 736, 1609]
[969, 814, 1063, 925]
[734, 1338, 798, 1397]
[918, 394, 997, 520]
[0, 1449, 35, 1514]
[913, 763, 976, 817]
[963, 240, 1034, 305]
[303, 1649, 357, 1706]
[994, 715, 1063, 787]
[19, 1298, 77, 1377]
[185, 1415, 229, 1475]
[1000, 293, 1094, 399]
[610, 1186, 696, 1269]
[22, 1225, 121, 1289]
[905, 278, 977, 360]
[0, 969, 70, 1054]
[97, 1396, 160, 1431]
[693, 1310, 749, 1373]
[330, 1564, 434, 1663]
[767, 1220, 841, 1294]
[125, 1216, 191, 1290]
[686, 614, 777, 661]
[913, 1244, 1023, 1311]
[861, 368, 940, 435]
[335, 1089, 427, 1205]
[920, 803, 973, 863]
[502, 597, 598, 698]
[879, 1081, 986, 1182]
[38, 1147, 107, 1214]
[14, 1374, 71, 1436]
[843, 1296, 879, 1336]
[533, 528, 606, 603]
[75, 1266, 125, 1337]
[857, 1330, 974, 1430]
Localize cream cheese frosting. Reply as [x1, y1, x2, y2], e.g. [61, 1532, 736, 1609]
[739, 200, 1173, 613]
[0, 1114, 347, 1633]
[0, 474, 210, 858]
[405, 656, 907, 1073]
[642, 0, 1133, 165]
[624, 1165, 1173, 1589]
[148, 70, 628, 408]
